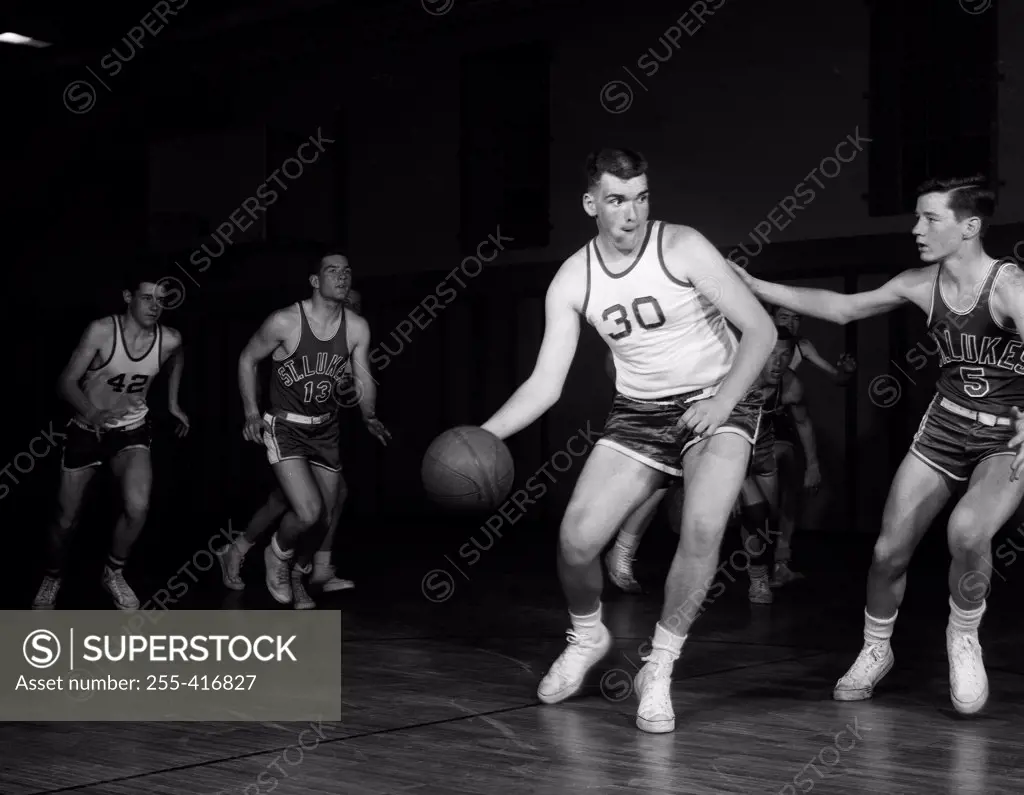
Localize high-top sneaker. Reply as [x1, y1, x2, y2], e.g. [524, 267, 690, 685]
[264, 544, 292, 604]
[604, 548, 641, 594]
[291, 565, 316, 610]
[102, 567, 140, 610]
[217, 544, 245, 591]
[634, 654, 675, 733]
[32, 576, 61, 610]
[748, 576, 773, 604]
[947, 628, 988, 715]
[537, 623, 612, 704]
[771, 561, 805, 588]
[311, 562, 354, 592]
[833, 642, 894, 701]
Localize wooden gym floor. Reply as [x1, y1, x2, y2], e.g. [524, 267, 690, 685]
[4, 525, 1024, 795]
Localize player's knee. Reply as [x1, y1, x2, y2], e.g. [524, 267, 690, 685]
[947, 507, 988, 554]
[871, 538, 911, 577]
[124, 493, 150, 523]
[294, 500, 323, 529]
[680, 512, 726, 556]
[558, 507, 602, 566]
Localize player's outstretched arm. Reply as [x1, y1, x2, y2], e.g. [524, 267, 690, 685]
[238, 310, 290, 440]
[57, 319, 112, 422]
[668, 227, 776, 413]
[733, 264, 923, 325]
[481, 259, 582, 440]
[162, 328, 190, 435]
[347, 315, 391, 445]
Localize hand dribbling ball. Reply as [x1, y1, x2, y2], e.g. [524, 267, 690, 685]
[422, 426, 514, 511]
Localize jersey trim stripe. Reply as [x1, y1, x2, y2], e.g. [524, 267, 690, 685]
[87, 316, 118, 373]
[592, 222, 654, 280]
[989, 260, 1016, 333]
[935, 258, 998, 319]
[119, 315, 158, 363]
[581, 243, 593, 317]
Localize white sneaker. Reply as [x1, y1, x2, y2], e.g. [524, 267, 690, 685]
[291, 566, 316, 610]
[833, 641, 894, 701]
[604, 550, 641, 593]
[311, 563, 354, 592]
[102, 567, 140, 610]
[32, 576, 61, 609]
[947, 629, 988, 715]
[537, 623, 612, 704]
[634, 656, 675, 733]
[217, 544, 245, 591]
[264, 545, 292, 604]
[748, 577, 773, 604]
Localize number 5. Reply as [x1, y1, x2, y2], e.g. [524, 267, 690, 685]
[960, 366, 990, 398]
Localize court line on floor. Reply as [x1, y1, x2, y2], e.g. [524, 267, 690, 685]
[21, 651, 831, 795]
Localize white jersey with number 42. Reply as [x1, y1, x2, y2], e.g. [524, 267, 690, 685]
[78, 315, 163, 428]
[582, 220, 737, 400]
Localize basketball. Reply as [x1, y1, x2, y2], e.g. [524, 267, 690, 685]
[422, 426, 514, 511]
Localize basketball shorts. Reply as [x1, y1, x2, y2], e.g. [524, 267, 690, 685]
[910, 394, 1016, 482]
[598, 386, 762, 478]
[263, 411, 341, 472]
[61, 417, 152, 472]
[749, 421, 777, 478]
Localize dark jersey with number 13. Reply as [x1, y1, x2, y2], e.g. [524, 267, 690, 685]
[929, 258, 1024, 415]
[270, 303, 351, 416]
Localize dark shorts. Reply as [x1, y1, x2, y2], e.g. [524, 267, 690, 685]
[749, 422, 777, 478]
[61, 417, 152, 472]
[910, 394, 1016, 483]
[598, 386, 762, 478]
[263, 411, 341, 472]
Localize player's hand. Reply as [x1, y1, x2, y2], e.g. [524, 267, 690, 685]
[835, 353, 857, 386]
[86, 405, 134, 440]
[727, 260, 756, 289]
[804, 463, 822, 491]
[170, 405, 190, 438]
[242, 412, 268, 444]
[364, 416, 391, 446]
[1009, 407, 1024, 481]
[679, 396, 733, 437]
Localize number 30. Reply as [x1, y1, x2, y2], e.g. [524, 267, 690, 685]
[602, 296, 666, 340]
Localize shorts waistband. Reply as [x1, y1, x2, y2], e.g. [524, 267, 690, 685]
[618, 386, 717, 406]
[265, 410, 334, 426]
[72, 417, 146, 433]
[938, 396, 1012, 427]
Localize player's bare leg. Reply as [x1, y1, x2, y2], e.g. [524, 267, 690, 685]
[33, 467, 96, 609]
[634, 432, 749, 733]
[833, 453, 950, 701]
[944, 454, 1024, 714]
[739, 472, 778, 604]
[772, 444, 803, 586]
[288, 464, 343, 609]
[265, 460, 324, 605]
[310, 475, 354, 592]
[217, 488, 288, 590]
[605, 487, 666, 593]
[103, 448, 151, 610]
[538, 445, 663, 705]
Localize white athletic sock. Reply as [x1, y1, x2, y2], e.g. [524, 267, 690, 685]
[748, 565, 769, 582]
[314, 550, 331, 568]
[570, 604, 602, 635]
[864, 608, 896, 645]
[648, 622, 685, 666]
[270, 534, 293, 561]
[948, 596, 985, 635]
[234, 537, 253, 555]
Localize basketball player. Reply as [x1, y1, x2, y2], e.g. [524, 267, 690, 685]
[32, 274, 189, 610]
[481, 148, 777, 733]
[238, 257, 389, 609]
[733, 175, 1024, 714]
[219, 289, 365, 594]
[769, 306, 855, 586]
[736, 326, 820, 604]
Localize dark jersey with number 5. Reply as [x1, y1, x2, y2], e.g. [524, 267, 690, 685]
[581, 220, 738, 399]
[270, 302, 351, 416]
[78, 315, 163, 429]
[928, 258, 1024, 414]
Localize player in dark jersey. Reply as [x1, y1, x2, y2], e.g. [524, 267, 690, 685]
[32, 273, 189, 610]
[734, 175, 1024, 714]
[219, 289, 364, 594]
[238, 257, 389, 609]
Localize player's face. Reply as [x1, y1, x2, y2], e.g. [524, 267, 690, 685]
[763, 341, 794, 384]
[586, 173, 650, 251]
[913, 192, 975, 263]
[774, 308, 800, 335]
[315, 256, 352, 302]
[123, 282, 162, 328]
[345, 289, 363, 314]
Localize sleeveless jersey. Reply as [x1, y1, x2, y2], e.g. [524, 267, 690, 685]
[788, 340, 805, 371]
[928, 258, 1024, 414]
[79, 315, 163, 428]
[270, 302, 351, 416]
[582, 221, 738, 400]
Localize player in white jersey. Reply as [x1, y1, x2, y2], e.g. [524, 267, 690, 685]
[32, 273, 189, 610]
[480, 148, 776, 733]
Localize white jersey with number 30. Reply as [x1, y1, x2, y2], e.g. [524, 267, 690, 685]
[78, 315, 163, 428]
[582, 221, 737, 400]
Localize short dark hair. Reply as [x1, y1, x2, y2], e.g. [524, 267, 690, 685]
[312, 252, 349, 276]
[585, 148, 648, 192]
[916, 175, 996, 234]
[122, 262, 164, 294]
